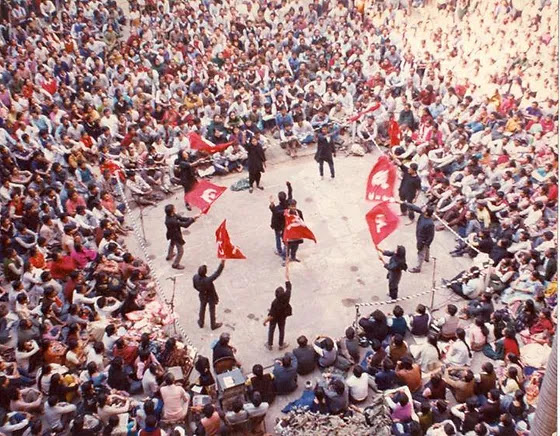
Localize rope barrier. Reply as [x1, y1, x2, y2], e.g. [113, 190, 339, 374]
[114, 177, 198, 353]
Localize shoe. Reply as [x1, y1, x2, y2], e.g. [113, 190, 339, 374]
[257, 185, 264, 190]
[409, 267, 421, 273]
[405, 219, 415, 226]
[278, 342, 290, 350]
[185, 204, 192, 211]
[172, 264, 185, 270]
[249, 187, 253, 193]
[264, 343, 273, 351]
[291, 258, 301, 262]
[211, 323, 223, 330]
[197, 320, 204, 328]
[281, 260, 286, 267]
[425, 257, 430, 263]
[451, 252, 463, 258]
[274, 251, 283, 256]
[166, 255, 174, 261]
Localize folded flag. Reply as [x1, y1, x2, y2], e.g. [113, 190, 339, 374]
[187, 132, 234, 154]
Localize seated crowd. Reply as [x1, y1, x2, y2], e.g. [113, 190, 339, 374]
[0, 0, 557, 434]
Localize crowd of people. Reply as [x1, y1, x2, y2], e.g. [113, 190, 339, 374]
[0, 0, 557, 434]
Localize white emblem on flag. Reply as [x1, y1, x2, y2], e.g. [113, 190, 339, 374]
[201, 189, 217, 203]
[370, 169, 389, 189]
[375, 214, 387, 233]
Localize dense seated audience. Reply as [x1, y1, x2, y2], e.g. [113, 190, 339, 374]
[0, 0, 557, 434]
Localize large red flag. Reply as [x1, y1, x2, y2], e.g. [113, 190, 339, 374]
[365, 155, 397, 202]
[283, 212, 317, 243]
[365, 202, 400, 246]
[215, 220, 246, 259]
[184, 180, 227, 213]
[187, 132, 233, 154]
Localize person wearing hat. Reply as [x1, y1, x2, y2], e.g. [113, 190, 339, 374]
[164, 204, 201, 270]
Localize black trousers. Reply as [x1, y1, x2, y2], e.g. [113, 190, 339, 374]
[388, 270, 402, 300]
[399, 192, 415, 219]
[249, 171, 262, 187]
[318, 158, 335, 178]
[199, 296, 217, 327]
[268, 317, 286, 346]
[286, 241, 300, 260]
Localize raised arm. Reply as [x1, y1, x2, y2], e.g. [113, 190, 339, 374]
[209, 260, 225, 281]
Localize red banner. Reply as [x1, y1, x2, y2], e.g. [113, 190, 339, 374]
[184, 180, 227, 213]
[365, 202, 400, 246]
[215, 220, 246, 259]
[348, 102, 381, 123]
[283, 212, 317, 243]
[187, 132, 233, 154]
[365, 155, 397, 202]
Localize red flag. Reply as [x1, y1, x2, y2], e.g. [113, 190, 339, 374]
[215, 220, 246, 259]
[283, 212, 317, 243]
[348, 102, 381, 123]
[184, 180, 227, 213]
[187, 132, 234, 154]
[365, 155, 397, 202]
[365, 202, 400, 246]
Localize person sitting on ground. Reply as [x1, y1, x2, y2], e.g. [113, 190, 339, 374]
[345, 365, 371, 403]
[407, 304, 431, 337]
[375, 358, 398, 391]
[435, 304, 460, 341]
[323, 375, 349, 415]
[292, 335, 316, 375]
[388, 334, 410, 365]
[388, 305, 408, 337]
[386, 391, 413, 423]
[396, 356, 423, 393]
[225, 398, 249, 425]
[359, 310, 390, 344]
[243, 391, 269, 419]
[312, 336, 338, 368]
[444, 328, 472, 367]
[337, 327, 360, 364]
[246, 364, 276, 405]
[272, 353, 298, 395]
[443, 368, 475, 403]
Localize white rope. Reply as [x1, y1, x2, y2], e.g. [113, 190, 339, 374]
[114, 177, 197, 352]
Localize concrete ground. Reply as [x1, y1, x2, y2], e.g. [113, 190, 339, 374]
[124, 144, 480, 429]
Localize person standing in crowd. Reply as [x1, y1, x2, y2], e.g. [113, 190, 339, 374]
[378, 245, 408, 299]
[247, 136, 266, 193]
[193, 260, 226, 330]
[315, 125, 336, 180]
[164, 204, 201, 270]
[263, 259, 292, 351]
[401, 203, 435, 273]
[392, 155, 422, 223]
[269, 182, 293, 257]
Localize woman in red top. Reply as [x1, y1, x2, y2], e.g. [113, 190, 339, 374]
[529, 308, 555, 336]
[502, 328, 520, 357]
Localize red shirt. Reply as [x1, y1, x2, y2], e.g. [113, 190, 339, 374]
[49, 256, 77, 280]
[547, 184, 558, 202]
[503, 337, 520, 357]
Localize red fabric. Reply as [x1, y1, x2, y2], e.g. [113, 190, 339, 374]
[42, 79, 57, 95]
[100, 160, 125, 182]
[348, 102, 381, 123]
[283, 211, 317, 243]
[503, 337, 520, 357]
[184, 180, 226, 213]
[187, 132, 234, 154]
[215, 220, 246, 259]
[388, 119, 401, 146]
[547, 184, 558, 202]
[529, 318, 554, 335]
[49, 256, 77, 280]
[365, 202, 400, 246]
[365, 155, 397, 202]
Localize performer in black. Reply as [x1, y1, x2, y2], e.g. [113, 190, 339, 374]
[174, 149, 198, 210]
[315, 125, 336, 179]
[164, 204, 200, 269]
[378, 245, 408, 299]
[246, 136, 266, 193]
[193, 260, 226, 330]
[263, 258, 292, 350]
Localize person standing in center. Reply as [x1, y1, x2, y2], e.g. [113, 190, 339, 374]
[269, 181, 293, 257]
[246, 136, 266, 193]
[263, 258, 292, 351]
[392, 155, 421, 223]
[402, 203, 435, 273]
[315, 125, 336, 179]
[164, 204, 201, 270]
[193, 260, 226, 330]
[378, 245, 408, 299]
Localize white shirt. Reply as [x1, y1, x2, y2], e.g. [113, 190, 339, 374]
[345, 373, 369, 402]
[445, 340, 471, 366]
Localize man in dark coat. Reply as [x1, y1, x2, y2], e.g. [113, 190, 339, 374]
[164, 204, 200, 269]
[193, 260, 225, 330]
[174, 150, 198, 210]
[315, 125, 336, 179]
[269, 181, 293, 256]
[393, 156, 422, 221]
[263, 259, 292, 350]
[402, 202, 435, 273]
[246, 136, 266, 193]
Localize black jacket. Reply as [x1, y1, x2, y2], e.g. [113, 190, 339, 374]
[165, 214, 195, 244]
[193, 263, 224, 302]
[270, 184, 293, 231]
[406, 203, 435, 248]
[175, 157, 197, 191]
[383, 250, 408, 273]
[398, 165, 421, 198]
[315, 134, 335, 161]
[268, 281, 292, 321]
[246, 143, 266, 174]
